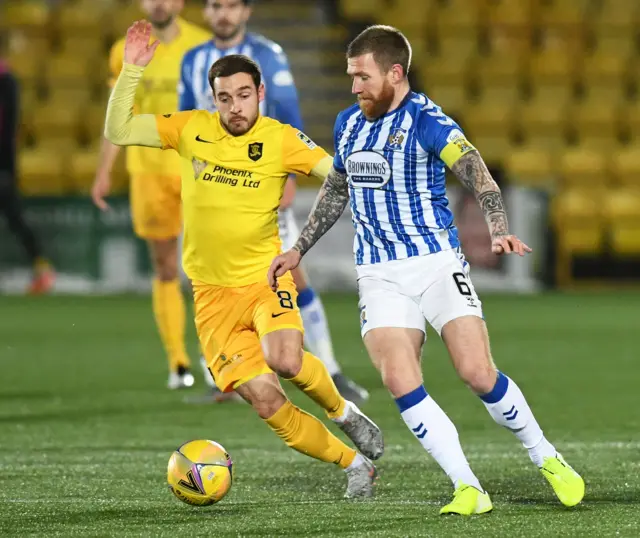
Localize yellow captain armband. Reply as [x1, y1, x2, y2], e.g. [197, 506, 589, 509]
[309, 155, 333, 181]
[439, 129, 476, 168]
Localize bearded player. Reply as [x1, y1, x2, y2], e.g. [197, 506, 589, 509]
[269, 25, 585, 514]
[104, 21, 383, 498]
[91, 0, 210, 390]
[178, 0, 369, 404]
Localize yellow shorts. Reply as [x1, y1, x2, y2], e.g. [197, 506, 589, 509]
[193, 273, 303, 393]
[130, 174, 182, 240]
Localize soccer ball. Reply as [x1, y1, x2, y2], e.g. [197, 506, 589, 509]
[167, 439, 233, 506]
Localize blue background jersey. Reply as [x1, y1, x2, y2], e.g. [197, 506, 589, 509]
[178, 32, 303, 130]
[334, 92, 465, 265]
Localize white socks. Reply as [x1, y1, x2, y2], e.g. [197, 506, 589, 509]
[392, 372, 556, 492]
[297, 287, 341, 376]
[480, 371, 557, 467]
[396, 386, 483, 491]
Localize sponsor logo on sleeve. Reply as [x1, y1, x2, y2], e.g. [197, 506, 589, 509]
[296, 131, 317, 150]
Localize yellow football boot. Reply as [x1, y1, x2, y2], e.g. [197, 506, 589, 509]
[540, 453, 585, 507]
[440, 484, 493, 516]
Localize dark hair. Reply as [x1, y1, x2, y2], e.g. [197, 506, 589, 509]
[208, 54, 261, 90]
[347, 25, 412, 76]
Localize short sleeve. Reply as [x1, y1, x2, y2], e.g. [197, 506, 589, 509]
[332, 111, 347, 173]
[417, 99, 476, 168]
[155, 111, 195, 150]
[282, 125, 330, 176]
[107, 41, 124, 89]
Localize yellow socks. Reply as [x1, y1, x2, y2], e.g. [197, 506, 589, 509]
[152, 278, 190, 371]
[265, 400, 356, 469]
[288, 352, 346, 419]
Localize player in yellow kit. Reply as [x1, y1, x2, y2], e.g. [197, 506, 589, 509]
[91, 0, 211, 390]
[104, 21, 383, 497]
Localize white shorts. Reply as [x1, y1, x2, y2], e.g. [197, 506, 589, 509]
[356, 248, 483, 338]
[278, 208, 299, 251]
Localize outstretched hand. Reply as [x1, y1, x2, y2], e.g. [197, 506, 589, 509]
[492, 234, 532, 256]
[124, 20, 160, 67]
[267, 250, 302, 291]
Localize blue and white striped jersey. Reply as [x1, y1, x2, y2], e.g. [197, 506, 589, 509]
[333, 91, 476, 266]
[178, 32, 303, 130]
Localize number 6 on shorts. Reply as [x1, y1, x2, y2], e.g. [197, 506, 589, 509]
[452, 272, 472, 296]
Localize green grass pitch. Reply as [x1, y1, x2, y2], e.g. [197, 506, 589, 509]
[1, 292, 639, 537]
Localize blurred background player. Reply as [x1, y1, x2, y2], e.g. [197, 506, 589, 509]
[178, 0, 368, 404]
[0, 42, 55, 295]
[90, 0, 210, 390]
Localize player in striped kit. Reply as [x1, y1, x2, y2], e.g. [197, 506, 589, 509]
[269, 25, 585, 515]
[178, 0, 368, 404]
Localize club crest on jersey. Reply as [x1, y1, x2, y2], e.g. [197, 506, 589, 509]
[192, 158, 207, 179]
[345, 150, 391, 189]
[386, 128, 406, 150]
[248, 142, 263, 161]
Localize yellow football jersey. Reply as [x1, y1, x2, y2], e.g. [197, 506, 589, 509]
[108, 19, 211, 176]
[154, 111, 329, 287]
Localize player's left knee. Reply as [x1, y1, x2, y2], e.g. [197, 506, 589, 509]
[266, 344, 303, 379]
[156, 265, 178, 281]
[148, 238, 179, 281]
[242, 385, 287, 419]
[458, 360, 497, 395]
[253, 397, 286, 420]
[152, 252, 178, 280]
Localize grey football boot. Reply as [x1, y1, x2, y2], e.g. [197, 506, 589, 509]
[344, 456, 377, 499]
[334, 400, 384, 460]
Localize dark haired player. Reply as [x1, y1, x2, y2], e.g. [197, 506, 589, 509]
[179, 0, 369, 404]
[104, 21, 383, 498]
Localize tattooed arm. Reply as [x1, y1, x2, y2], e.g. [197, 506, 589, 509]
[450, 150, 531, 256]
[267, 165, 350, 290]
[292, 165, 350, 257]
[450, 150, 508, 240]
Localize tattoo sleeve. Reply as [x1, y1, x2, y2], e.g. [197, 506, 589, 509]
[292, 166, 350, 257]
[450, 150, 509, 239]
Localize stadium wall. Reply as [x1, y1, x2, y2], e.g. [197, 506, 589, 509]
[0, 186, 545, 294]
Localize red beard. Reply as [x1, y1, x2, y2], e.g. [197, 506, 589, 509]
[357, 81, 395, 120]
